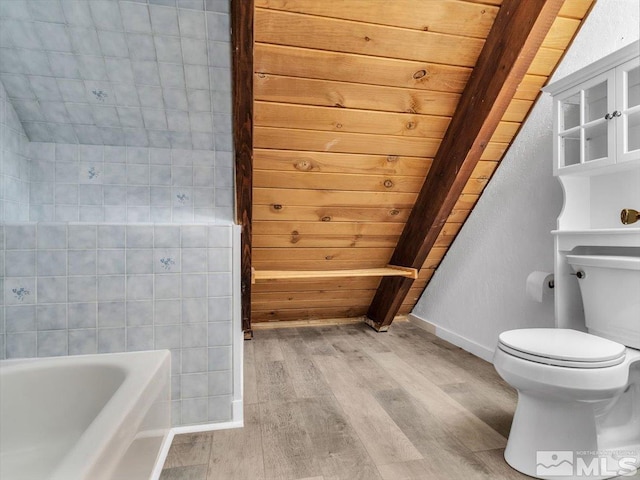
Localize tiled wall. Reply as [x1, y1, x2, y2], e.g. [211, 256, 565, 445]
[0, 79, 30, 221]
[26, 142, 233, 223]
[0, 0, 232, 150]
[0, 222, 237, 425]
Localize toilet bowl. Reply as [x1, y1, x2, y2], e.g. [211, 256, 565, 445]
[494, 255, 640, 480]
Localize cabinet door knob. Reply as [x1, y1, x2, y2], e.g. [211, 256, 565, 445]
[605, 112, 613, 120]
[613, 110, 622, 117]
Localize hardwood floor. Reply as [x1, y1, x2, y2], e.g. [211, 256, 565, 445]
[160, 321, 527, 480]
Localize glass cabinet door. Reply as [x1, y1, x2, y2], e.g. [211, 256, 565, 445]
[618, 59, 640, 162]
[556, 71, 615, 171]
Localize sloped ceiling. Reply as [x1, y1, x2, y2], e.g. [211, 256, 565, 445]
[249, 0, 596, 323]
[0, 0, 230, 149]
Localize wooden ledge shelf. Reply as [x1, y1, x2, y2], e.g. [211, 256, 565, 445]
[251, 265, 418, 283]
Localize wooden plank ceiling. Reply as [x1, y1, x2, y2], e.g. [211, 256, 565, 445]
[251, 0, 595, 324]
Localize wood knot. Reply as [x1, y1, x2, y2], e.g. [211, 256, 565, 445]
[257, 73, 266, 78]
[387, 155, 399, 162]
[364, 36, 371, 42]
[423, 26, 429, 31]
[384, 179, 394, 188]
[295, 160, 313, 171]
[413, 70, 427, 80]
[325, 255, 333, 260]
[290, 230, 300, 243]
[334, 102, 345, 108]
[335, 123, 343, 129]
[272, 204, 283, 210]
[321, 216, 332, 222]
[406, 121, 416, 130]
[389, 209, 400, 216]
[480, 9, 486, 14]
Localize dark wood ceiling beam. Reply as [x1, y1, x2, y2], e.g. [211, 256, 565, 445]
[365, 0, 565, 331]
[231, 0, 254, 339]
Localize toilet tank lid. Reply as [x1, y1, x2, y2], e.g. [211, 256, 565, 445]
[498, 329, 626, 363]
[566, 254, 640, 270]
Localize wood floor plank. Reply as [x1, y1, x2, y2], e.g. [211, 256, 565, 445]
[278, 331, 332, 398]
[207, 404, 266, 479]
[373, 388, 492, 480]
[299, 396, 383, 480]
[368, 351, 507, 452]
[312, 353, 423, 466]
[259, 400, 324, 479]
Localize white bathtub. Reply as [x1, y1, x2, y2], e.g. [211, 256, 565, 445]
[0, 350, 171, 480]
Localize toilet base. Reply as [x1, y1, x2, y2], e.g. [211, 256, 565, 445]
[504, 392, 621, 480]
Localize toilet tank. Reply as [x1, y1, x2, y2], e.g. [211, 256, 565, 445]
[566, 255, 640, 349]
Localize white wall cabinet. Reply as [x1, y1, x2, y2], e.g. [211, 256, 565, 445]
[546, 42, 640, 175]
[544, 41, 640, 331]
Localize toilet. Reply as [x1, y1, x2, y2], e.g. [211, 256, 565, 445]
[494, 254, 640, 480]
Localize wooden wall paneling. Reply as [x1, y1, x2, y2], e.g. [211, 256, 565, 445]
[253, 235, 401, 249]
[255, 8, 484, 67]
[254, 0, 498, 38]
[232, 0, 254, 337]
[253, 277, 382, 292]
[254, 171, 425, 193]
[254, 127, 442, 157]
[253, 307, 369, 322]
[253, 188, 417, 208]
[252, 221, 405, 236]
[365, 0, 566, 331]
[254, 102, 451, 138]
[253, 205, 413, 223]
[254, 75, 461, 116]
[253, 150, 432, 177]
[255, 44, 472, 92]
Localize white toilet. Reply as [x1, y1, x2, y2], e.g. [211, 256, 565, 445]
[494, 254, 640, 480]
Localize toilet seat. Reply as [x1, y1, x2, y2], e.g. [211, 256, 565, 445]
[498, 328, 626, 368]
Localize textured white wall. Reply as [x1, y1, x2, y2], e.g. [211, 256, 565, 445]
[410, 0, 640, 361]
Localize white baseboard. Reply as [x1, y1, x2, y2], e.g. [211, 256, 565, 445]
[408, 314, 495, 363]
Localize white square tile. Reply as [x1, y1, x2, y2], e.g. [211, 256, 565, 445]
[101, 127, 125, 146]
[0, 0, 31, 20]
[48, 52, 81, 79]
[29, 76, 62, 102]
[190, 112, 212, 133]
[162, 88, 188, 110]
[0, 74, 33, 99]
[68, 26, 101, 55]
[21, 49, 53, 76]
[179, 9, 206, 38]
[105, 58, 135, 84]
[206, 13, 229, 42]
[98, 30, 129, 58]
[97, 276, 126, 302]
[60, 0, 94, 26]
[148, 131, 172, 148]
[66, 104, 94, 124]
[185, 64, 209, 90]
[57, 78, 87, 103]
[155, 36, 182, 64]
[126, 274, 154, 300]
[28, 0, 66, 23]
[3, 20, 42, 50]
[89, 1, 124, 32]
[120, 2, 152, 33]
[92, 106, 120, 128]
[137, 85, 163, 107]
[181, 37, 207, 65]
[34, 22, 72, 52]
[127, 33, 156, 61]
[142, 108, 168, 130]
[159, 63, 185, 89]
[98, 302, 125, 328]
[77, 56, 108, 81]
[68, 250, 97, 275]
[68, 275, 97, 303]
[112, 84, 140, 107]
[115, 107, 142, 129]
[149, 5, 179, 35]
[132, 60, 161, 86]
[167, 110, 190, 132]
